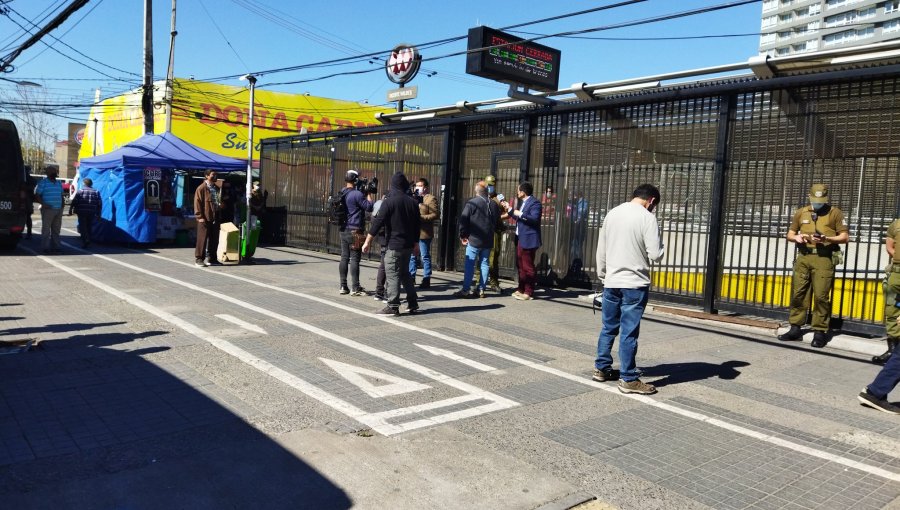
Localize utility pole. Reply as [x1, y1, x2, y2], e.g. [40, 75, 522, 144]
[142, 0, 154, 135]
[164, 0, 177, 132]
[240, 74, 257, 234]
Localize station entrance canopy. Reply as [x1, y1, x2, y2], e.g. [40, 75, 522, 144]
[77, 78, 391, 166]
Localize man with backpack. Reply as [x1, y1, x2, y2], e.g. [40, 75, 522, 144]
[332, 170, 375, 296]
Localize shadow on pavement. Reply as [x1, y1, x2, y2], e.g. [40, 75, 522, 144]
[0, 327, 353, 509]
[420, 303, 506, 314]
[643, 315, 877, 364]
[643, 360, 750, 388]
[0, 322, 126, 337]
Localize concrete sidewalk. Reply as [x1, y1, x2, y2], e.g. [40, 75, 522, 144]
[574, 292, 889, 360]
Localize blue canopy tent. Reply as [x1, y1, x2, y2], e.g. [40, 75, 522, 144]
[78, 132, 246, 243]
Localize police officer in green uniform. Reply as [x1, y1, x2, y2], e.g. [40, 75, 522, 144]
[474, 175, 508, 292]
[873, 219, 900, 364]
[778, 183, 850, 347]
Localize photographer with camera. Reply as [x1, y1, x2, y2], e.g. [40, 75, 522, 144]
[337, 169, 375, 296]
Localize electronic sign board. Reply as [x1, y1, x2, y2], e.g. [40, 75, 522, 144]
[465, 26, 561, 92]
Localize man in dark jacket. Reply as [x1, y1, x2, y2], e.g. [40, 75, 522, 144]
[456, 181, 502, 298]
[362, 172, 421, 316]
[68, 177, 102, 248]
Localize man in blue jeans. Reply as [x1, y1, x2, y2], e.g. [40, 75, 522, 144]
[409, 177, 439, 289]
[859, 312, 900, 414]
[593, 184, 665, 395]
[455, 181, 501, 299]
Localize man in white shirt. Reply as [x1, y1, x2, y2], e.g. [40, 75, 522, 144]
[592, 184, 665, 395]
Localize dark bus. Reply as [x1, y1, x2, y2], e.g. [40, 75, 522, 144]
[0, 119, 28, 249]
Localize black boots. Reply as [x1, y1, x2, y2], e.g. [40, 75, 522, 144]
[419, 277, 430, 289]
[811, 331, 829, 348]
[872, 337, 899, 365]
[778, 325, 802, 341]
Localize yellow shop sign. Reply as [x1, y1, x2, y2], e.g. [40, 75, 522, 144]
[79, 78, 391, 164]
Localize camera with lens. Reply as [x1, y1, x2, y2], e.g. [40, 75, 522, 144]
[355, 176, 378, 194]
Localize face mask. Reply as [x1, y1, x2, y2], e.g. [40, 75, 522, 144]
[415, 186, 424, 195]
[546, 191, 552, 198]
[487, 185, 495, 194]
[812, 202, 826, 211]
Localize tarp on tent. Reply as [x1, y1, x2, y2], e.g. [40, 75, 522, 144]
[78, 132, 246, 243]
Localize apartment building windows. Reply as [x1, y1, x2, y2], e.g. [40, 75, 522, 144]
[887, 0, 900, 13]
[762, 15, 778, 28]
[762, 0, 778, 12]
[826, 6, 878, 27]
[824, 26, 875, 46]
[825, 0, 867, 9]
[884, 18, 900, 32]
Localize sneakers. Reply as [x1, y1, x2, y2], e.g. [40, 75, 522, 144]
[778, 325, 802, 341]
[511, 290, 523, 298]
[339, 286, 350, 295]
[349, 287, 367, 297]
[858, 389, 900, 415]
[404, 304, 420, 314]
[617, 379, 657, 395]
[487, 283, 501, 292]
[591, 368, 620, 382]
[477, 289, 486, 299]
[373, 294, 386, 302]
[811, 331, 829, 348]
[376, 306, 400, 317]
[194, 259, 206, 267]
[419, 278, 430, 289]
[514, 292, 533, 301]
[453, 289, 474, 298]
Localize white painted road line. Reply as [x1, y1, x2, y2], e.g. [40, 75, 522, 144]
[215, 314, 268, 335]
[129, 247, 900, 483]
[48, 242, 519, 436]
[414, 343, 497, 372]
[43, 239, 900, 481]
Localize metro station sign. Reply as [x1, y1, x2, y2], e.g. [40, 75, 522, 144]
[385, 44, 422, 85]
[465, 26, 561, 92]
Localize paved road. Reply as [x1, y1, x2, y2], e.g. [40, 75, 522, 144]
[1, 218, 899, 509]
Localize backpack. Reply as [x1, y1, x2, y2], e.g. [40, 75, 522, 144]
[327, 188, 350, 226]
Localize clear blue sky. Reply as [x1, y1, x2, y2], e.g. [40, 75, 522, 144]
[0, 0, 763, 139]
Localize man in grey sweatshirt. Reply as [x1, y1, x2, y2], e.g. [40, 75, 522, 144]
[592, 184, 665, 395]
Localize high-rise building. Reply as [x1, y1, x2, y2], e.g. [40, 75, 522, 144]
[759, 0, 900, 57]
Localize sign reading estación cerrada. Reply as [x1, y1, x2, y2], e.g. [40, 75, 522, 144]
[465, 26, 561, 92]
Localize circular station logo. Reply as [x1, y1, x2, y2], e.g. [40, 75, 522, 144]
[385, 44, 421, 85]
[74, 128, 85, 146]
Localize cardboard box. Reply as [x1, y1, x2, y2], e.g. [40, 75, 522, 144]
[217, 222, 240, 264]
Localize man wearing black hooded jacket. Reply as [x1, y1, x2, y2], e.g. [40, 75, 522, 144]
[362, 172, 421, 316]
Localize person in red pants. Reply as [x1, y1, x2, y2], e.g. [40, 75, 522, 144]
[501, 181, 542, 300]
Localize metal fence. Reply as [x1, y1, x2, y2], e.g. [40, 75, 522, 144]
[260, 67, 900, 334]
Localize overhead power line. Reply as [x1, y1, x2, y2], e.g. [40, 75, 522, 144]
[200, 0, 651, 82]
[0, 0, 90, 73]
[262, 0, 760, 87]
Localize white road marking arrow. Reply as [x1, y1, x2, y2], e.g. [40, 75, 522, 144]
[320, 358, 431, 398]
[215, 314, 268, 335]
[414, 344, 497, 372]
